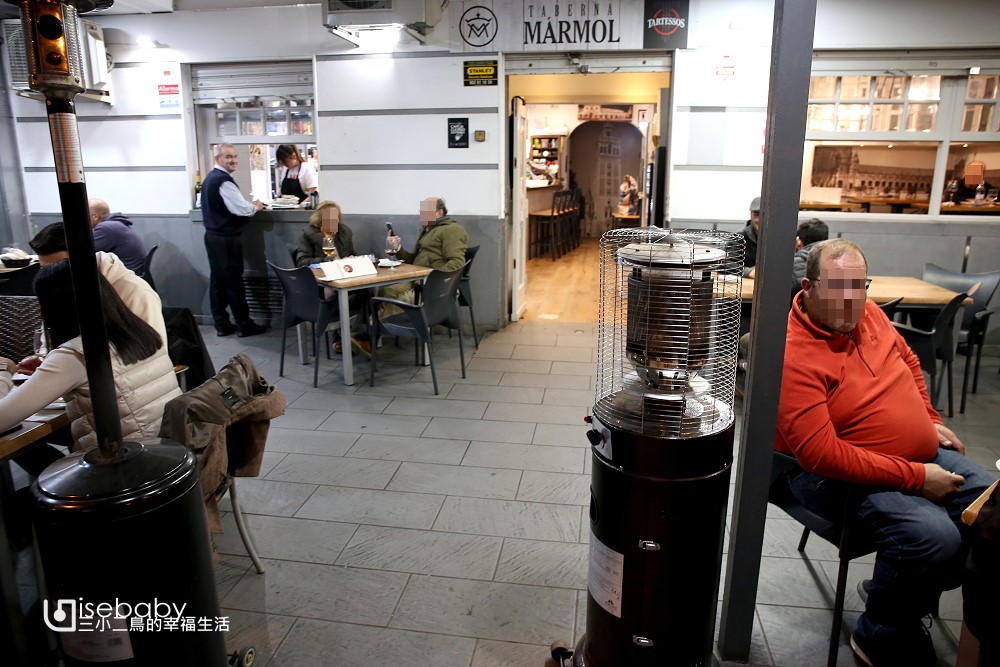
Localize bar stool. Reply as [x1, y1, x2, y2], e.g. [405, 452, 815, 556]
[529, 190, 569, 261]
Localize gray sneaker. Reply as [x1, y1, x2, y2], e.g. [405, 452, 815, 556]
[857, 578, 872, 605]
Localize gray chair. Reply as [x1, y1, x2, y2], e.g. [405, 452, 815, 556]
[369, 264, 467, 395]
[458, 245, 480, 347]
[921, 264, 1000, 413]
[139, 245, 158, 291]
[768, 451, 875, 667]
[877, 296, 904, 321]
[268, 262, 341, 388]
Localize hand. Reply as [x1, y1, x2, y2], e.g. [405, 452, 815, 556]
[253, 199, 264, 211]
[935, 423, 965, 455]
[0, 357, 16, 374]
[387, 235, 402, 250]
[919, 463, 965, 503]
[748, 267, 756, 279]
[16, 355, 41, 376]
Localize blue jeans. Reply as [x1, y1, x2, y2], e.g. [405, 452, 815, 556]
[790, 449, 994, 638]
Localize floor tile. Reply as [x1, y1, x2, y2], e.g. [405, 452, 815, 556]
[287, 391, 391, 413]
[512, 345, 591, 362]
[444, 384, 546, 404]
[500, 372, 588, 389]
[270, 408, 333, 430]
[542, 388, 595, 407]
[387, 461, 522, 499]
[221, 608, 296, 666]
[315, 411, 431, 436]
[484, 402, 585, 425]
[533, 423, 591, 447]
[273, 619, 476, 667]
[384, 396, 489, 419]
[423, 417, 536, 444]
[217, 478, 318, 517]
[295, 486, 444, 529]
[390, 576, 576, 645]
[345, 433, 469, 464]
[221, 558, 409, 625]
[549, 361, 596, 376]
[517, 471, 591, 505]
[494, 538, 588, 589]
[336, 525, 502, 579]
[264, 453, 399, 488]
[434, 496, 581, 542]
[462, 441, 585, 474]
[467, 358, 554, 374]
[215, 512, 357, 565]
[471, 639, 553, 667]
[265, 428, 359, 456]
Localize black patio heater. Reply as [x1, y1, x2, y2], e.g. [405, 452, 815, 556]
[573, 228, 743, 667]
[8, 1, 227, 664]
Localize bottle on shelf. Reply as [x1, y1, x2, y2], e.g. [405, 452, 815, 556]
[974, 182, 986, 206]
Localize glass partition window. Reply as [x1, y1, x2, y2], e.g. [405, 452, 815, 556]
[210, 100, 314, 139]
[962, 75, 999, 132]
[807, 74, 941, 133]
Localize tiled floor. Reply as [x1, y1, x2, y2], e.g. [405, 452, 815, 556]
[195, 321, 999, 666]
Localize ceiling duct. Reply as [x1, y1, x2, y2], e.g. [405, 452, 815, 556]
[322, 0, 441, 36]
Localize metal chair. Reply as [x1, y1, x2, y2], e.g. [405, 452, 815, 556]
[921, 263, 1000, 413]
[768, 451, 875, 667]
[268, 262, 341, 388]
[893, 288, 975, 418]
[0, 262, 40, 296]
[369, 264, 467, 395]
[457, 245, 480, 347]
[877, 296, 904, 320]
[140, 245, 158, 291]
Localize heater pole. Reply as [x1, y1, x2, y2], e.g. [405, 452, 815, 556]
[13, 0, 123, 458]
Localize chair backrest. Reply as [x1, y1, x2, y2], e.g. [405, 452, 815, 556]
[267, 261, 323, 327]
[286, 243, 300, 267]
[0, 262, 41, 296]
[461, 245, 480, 280]
[924, 290, 973, 363]
[922, 263, 1000, 332]
[877, 296, 904, 320]
[420, 264, 467, 329]
[141, 245, 158, 290]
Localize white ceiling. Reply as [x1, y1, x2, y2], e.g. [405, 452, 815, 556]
[99, 0, 310, 13]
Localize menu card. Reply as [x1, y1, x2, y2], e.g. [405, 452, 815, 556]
[319, 256, 378, 280]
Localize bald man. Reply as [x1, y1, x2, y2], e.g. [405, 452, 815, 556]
[89, 198, 147, 273]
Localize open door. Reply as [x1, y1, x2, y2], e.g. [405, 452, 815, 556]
[510, 97, 528, 321]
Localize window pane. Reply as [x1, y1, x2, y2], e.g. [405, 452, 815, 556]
[873, 76, 905, 100]
[807, 104, 836, 131]
[840, 76, 871, 99]
[265, 109, 287, 135]
[871, 104, 903, 132]
[837, 104, 869, 132]
[905, 103, 937, 132]
[809, 76, 837, 99]
[240, 110, 263, 136]
[962, 105, 995, 132]
[216, 111, 237, 136]
[290, 109, 313, 135]
[908, 75, 941, 101]
[966, 75, 999, 100]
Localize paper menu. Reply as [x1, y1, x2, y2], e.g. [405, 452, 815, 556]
[319, 256, 378, 280]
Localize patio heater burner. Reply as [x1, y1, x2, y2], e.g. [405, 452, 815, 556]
[574, 227, 743, 667]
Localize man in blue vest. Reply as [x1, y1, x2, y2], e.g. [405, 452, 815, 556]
[201, 143, 266, 337]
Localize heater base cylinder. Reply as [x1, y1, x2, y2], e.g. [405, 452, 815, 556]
[31, 441, 227, 666]
[579, 421, 734, 667]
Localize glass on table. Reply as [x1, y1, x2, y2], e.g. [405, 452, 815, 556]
[987, 188, 998, 205]
[385, 236, 401, 270]
[322, 234, 338, 260]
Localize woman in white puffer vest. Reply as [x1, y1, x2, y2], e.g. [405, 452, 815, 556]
[0, 260, 181, 449]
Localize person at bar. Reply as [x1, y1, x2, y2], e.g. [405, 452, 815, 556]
[275, 144, 318, 204]
[202, 142, 267, 337]
[775, 238, 994, 667]
[0, 261, 181, 449]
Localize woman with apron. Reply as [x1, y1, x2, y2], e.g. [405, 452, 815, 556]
[275, 144, 318, 204]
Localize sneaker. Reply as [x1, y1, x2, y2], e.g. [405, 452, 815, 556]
[216, 323, 238, 337]
[350, 336, 372, 359]
[857, 579, 872, 605]
[236, 322, 267, 338]
[850, 624, 935, 667]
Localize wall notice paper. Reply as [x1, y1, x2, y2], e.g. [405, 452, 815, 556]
[587, 533, 624, 618]
[319, 256, 377, 280]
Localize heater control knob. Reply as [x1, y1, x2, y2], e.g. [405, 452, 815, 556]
[586, 429, 604, 447]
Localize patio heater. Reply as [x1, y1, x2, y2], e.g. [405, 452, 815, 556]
[7, 1, 226, 664]
[573, 228, 743, 667]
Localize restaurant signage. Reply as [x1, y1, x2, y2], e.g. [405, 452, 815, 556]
[450, 1, 681, 53]
[464, 59, 498, 86]
[642, 0, 689, 50]
[448, 118, 470, 148]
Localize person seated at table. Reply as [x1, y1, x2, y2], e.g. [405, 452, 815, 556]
[775, 238, 994, 667]
[0, 261, 181, 450]
[741, 197, 761, 278]
[618, 175, 640, 215]
[946, 159, 996, 203]
[89, 198, 146, 274]
[275, 144, 318, 204]
[791, 217, 828, 293]
[295, 200, 355, 267]
[345, 197, 467, 358]
[16, 222, 167, 376]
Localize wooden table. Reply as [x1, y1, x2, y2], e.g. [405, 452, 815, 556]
[847, 197, 930, 213]
[314, 263, 433, 386]
[0, 409, 70, 666]
[798, 201, 864, 212]
[741, 275, 971, 307]
[611, 213, 641, 228]
[939, 202, 1000, 214]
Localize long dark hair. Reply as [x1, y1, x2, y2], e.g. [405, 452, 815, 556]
[34, 260, 162, 365]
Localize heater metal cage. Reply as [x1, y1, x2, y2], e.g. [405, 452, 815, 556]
[594, 227, 744, 439]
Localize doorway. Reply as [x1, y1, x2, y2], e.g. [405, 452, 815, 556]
[508, 70, 669, 323]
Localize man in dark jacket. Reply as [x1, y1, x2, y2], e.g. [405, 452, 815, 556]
[741, 196, 761, 277]
[89, 198, 146, 274]
[791, 218, 829, 293]
[201, 143, 266, 337]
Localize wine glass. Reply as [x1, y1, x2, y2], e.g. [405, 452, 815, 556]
[322, 234, 337, 260]
[385, 236, 401, 270]
[987, 188, 999, 206]
[945, 179, 959, 205]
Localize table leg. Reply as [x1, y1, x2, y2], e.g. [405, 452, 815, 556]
[295, 323, 308, 365]
[339, 288, 354, 386]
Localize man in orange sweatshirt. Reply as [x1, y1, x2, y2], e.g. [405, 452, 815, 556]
[775, 238, 994, 667]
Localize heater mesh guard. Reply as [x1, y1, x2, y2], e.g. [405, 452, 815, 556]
[593, 227, 744, 439]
